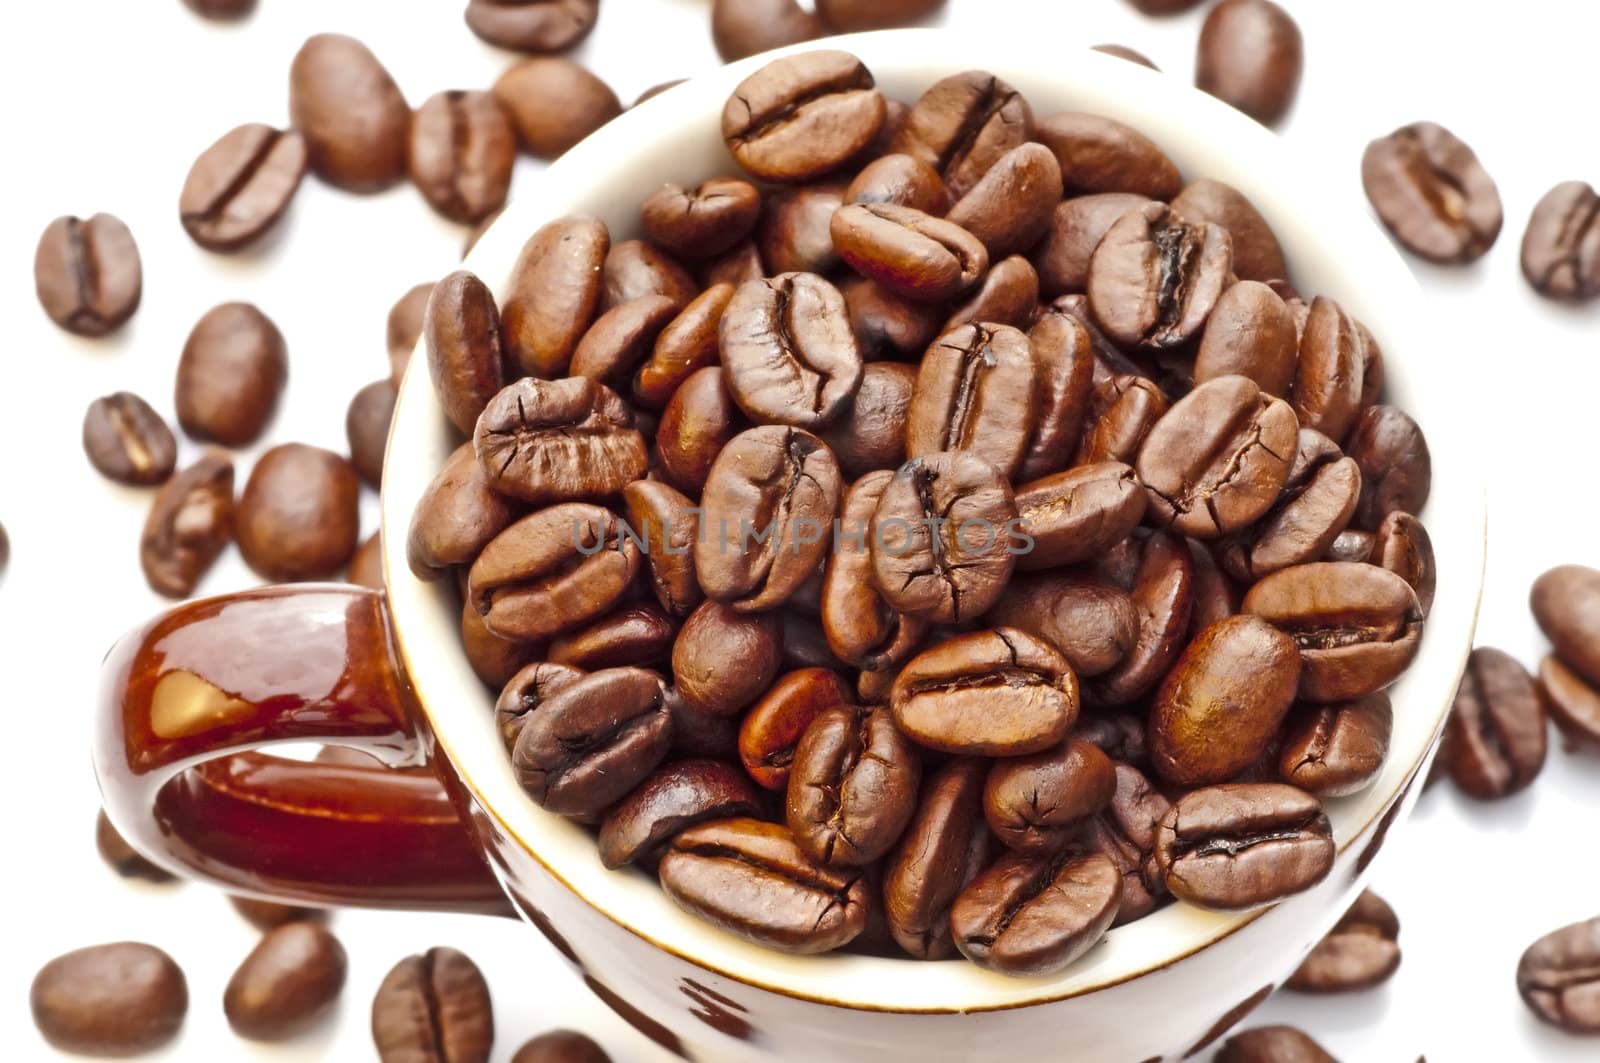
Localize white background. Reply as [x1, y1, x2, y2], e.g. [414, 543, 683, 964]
[0, 1, 1595, 1060]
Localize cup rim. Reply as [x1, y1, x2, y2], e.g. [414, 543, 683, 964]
[380, 29, 1486, 1013]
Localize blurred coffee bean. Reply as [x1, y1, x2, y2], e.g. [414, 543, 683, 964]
[82, 392, 176, 486]
[346, 379, 397, 488]
[225, 922, 347, 1039]
[1442, 647, 1547, 799]
[230, 895, 326, 930]
[465, 0, 599, 53]
[31, 943, 187, 1055]
[236, 445, 360, 582]
[1286, 889, 1401, 993]
[176, 302, 288, 446]
[140, 452, 234, 598]
[1539, 654, 1600, 753]
[1521, 181, 1600, 302]
[95, 810, 175, 882]
[1518, 917, 1600, 1034]
[494, 58, 621, 159]
[1532, 565, 1600, 689]
[180, 124, 307, 251]
[289, 34, 409, 192]
[1362, 121, 1502, 263]
[409, 90, 517, 224]
[1195, 0, 1303, 126]
[1217, 1026, 1337, 1063]
[34, 213, 141, 336]
[371, 947, 493, 1063]
[711, 0, 822, 62]
[387, 281, 435, 387]
[512, 1030, 612, 1063]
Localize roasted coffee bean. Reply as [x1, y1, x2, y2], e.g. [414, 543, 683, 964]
[818, 362, 917, 479]
[1362, 121, 1503, 263]
[985, 739, 1115, 854]
[882, 758, 989, 959]
[622, 480, 702, 617]
[634, 284, 735, 410]
[1187, 539, 1240, 636]
[1287, 889, 1401, 993]
[1036, 112, 1182, 200]
[1126, 0, 1204, 11]
[821, 470, 925, 668]
[988, 571, 1139, 678]
[1195, 0, 1303, 126]
[710, 0, 822, 62]
[407, 442, 519, 579]
[841, 276, 945, 359]
[1278, 693, 1392, 797]
[674, 601, 784, 717]
[409, 90, 516, 224]
[1518, 917, 1600, 1034]
[231, 896, 324, 930]
[641, 178, 762, 260]
[1194, 281, 1298, 397]
[943, 255, 1039, 334]
[1355, 318, 1386, 406]
[893, 71, 1034, 199]
[225, 922, 347, 1040]
[696, 426, 842, 611]
[496, 661, 585, 751]
[660, 817, 869, 953]
[1345, 405, 1431, 528]
[906, 323, 1037, 477]
[1217, 1026, 1337, 1063]
[816, 0, 944, 29]
[141, 452, 234, 597]
[1137, 375, 1298, 540]
[1091, 531, 1194, 705]
[1539, 655, 1600, 753]
[461, 597, 538, 689]
[513, 667, 672, 815]
[1532, 565, 1600, 688]
[31, 943, 187, 1055]
[493, 58, 621, 159]
[1245, 562, 1424, 702]
[96, 810, 174, 882]
[371, 947, 493, 1063]
[1088, 201, 1233, 349]
[501, 217, 609, 377]
[236, 445, 361, 582]
[700, 239, 766, 289]
[348, 536, 385, 592]
[1076, 374, 1169, 467]
[601, 240, 698, 312]
[1219, 445, 1361, 583]
[569, 295, 679, 390]
[469, 504, 641, 642]
[465, 0, 599, 53]
[739, 668, 853, 790]
[599, 759, 761, 869]
[1291, 296, 1364, 443]
[1151, 615, 1301, 787]
[870, 451, 1019, 623]
[723, 51, 884, 183]
[950, 848, 1120, 976]
[547, 603, 677, 670]
[845, 153, 950, 213]
[1083, 761, 1169, 924]
[176, 302, 288, 446]
[474, 377, 647, 504]
[34, 213, 142, 336]
[1442, 647, 1547, 799]
[289, 34, 408, 192]
[1015, 305, 1095, 480]
[1155, 783, 1334, 910]
[1013, 463, 1147, 571]
[891, 628, 1078, 755]
[1170, 178, 1288, 284]
[832, 203, 988, 302]
[424, 271, 506, 435]
[788, 706, 921, 866]
[1092, 44, 1158, 69]
[658, 367, 742, 495]
[183, 0, 256, 18]
[346, 379, 397, 488]
[513, 1031, 611, 1063]
[179, 124, 306, 251]
[1521, 181, 1600, 301]
[388, 281, 435, 386]
[82, 392, 176, 486]
[1372, 511, 1435, 616]
[945, 143, 1063, 259]
[758, 182, 845, 276]
[1325, 528, 1375, 564]
[1033, 193, 1153, 298]
[721, 273, 863, 429]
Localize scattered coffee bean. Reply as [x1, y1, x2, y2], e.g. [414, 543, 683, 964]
[231, 895, 325, 930]
[1532, 565, 1600, 689]
[31, 943, 187, 1055]
[236, 444, 361, 581]
[1442, 647, 1547, 799]
[346, 379, 397, 488]
[1217, 1026, 1338, 1063]
[371, 947, 494, 1063]
[34, 213, 141, 336]
[182, 0, 256, 17]
[348, 531, 384, 590]
[140, 452, 234, 598]
[465, 0, 599, 54]
[512, 1030, 612, 1063]
[95, 810, 174, 882]
[493, 57, 622, 161]
[409, 90, 517, 224]
[289, 34, 409, 192]
[1521, 181, 1600, 302]
[710, 0, 822, 63]
[1362, 121, 1503, 263]
[1286, 888, 1401, 993]
[225, 922, 347, 1039]
[1155, 783, 1334, 910]
[1538, 655, 1600, 753]
[388, 281, 435, 386]
[180, 124, 307, 251]
[1518, 916, 1600, 1034]
[176, 302, 288, 446]
[1195, 0, 1303, 126]
[816, 0, 944, 30]
[82, 392, 176, 487]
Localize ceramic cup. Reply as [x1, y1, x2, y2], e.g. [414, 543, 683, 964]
[94, 31, 1484, 1062]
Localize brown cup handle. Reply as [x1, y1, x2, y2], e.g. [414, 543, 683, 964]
[94, 584, 510, 915]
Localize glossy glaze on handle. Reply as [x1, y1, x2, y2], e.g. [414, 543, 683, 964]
[94, 584, 509, 914]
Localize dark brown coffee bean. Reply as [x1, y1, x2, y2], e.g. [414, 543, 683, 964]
[493, 58, 621, 158]
[547, 603, 676, 670]
[1291, 296, 1365, 443]
[424, 271, 506, 435]
[844, 153, 950, 213]
[1014, 306, 1096, 481]
[1539, 655, 1600, 753]
[1278, 693, 1392, 797]
[179, 124, 307, 251]
[788, 706, 921, 866]
[1088, 201, 1233, 349]
[1076, 374, 1168, 467]
[231, 896, 325, 930]
[1033, 193, 1154, 298]
[474, 377, 647, 504]
[469, 504, 641, 642]
[988, 570, 1139, 678]
[657, 367, 742, 495]
[1532, 565, 1600, 689]
[816, 0, 944, 29]
[371, 947, 493, 1063]
[599, 759, 761, 869]
[406, 442, 519, 579]
[495, 661, 585, 751]
[601, 240, 698, 313]
[1092, 44, 1158, 69]
[721, 273, 863, 428]
[738, 668, 852, 790]
[841, 276, 946, 359]
[893, 71, 1034, 199]
[349, 532, 385, 590]
[346, 379, 396, 488]
[236, 444, 360, 581]
[634, 284, 734, 410]
[943, 255, 1039, 334]
[891, 628, 1078, 755]
[461, 597, 539, 690]
[641, 177, 762, 260]
[225, 922, 347, 1040]
[1521, 181, 1600, 301]
[289, 34, 408, 192]
[945, 143, 1063, 259]
[950, 848, 1120, 976]
[409, 90, 517, 224]
[673, 600, 783, 717]
[1036, 112, 1182, 199]
[182, 0, 256, 18]
[1372, 511, 1435, 616]
[700, 239, 766, 289]
[1325, 528, 1374, 563]
[622, 480, 702, 617]
[388, 281, 435, 386]
[96, 810, 174, 882]
[512, 1030, 611, 1063]
[1155, 783, 1334, 910]
[985, 739, 1115, 854]
[31, 943, 187, 1055]
[1195, 281, 1298, 397]
[1345, 404, 1431, 529]
[821, 470, 926, 669]
[1518, 917, 1600, 1034]
[1083, 761, 1170, 924]
[723, 51, 885, 183]
[1014, 463, 1147, 571]
[883, 757, 989, 959]
[176, 302, 288, 446]
[817, 362, 917, 479]
[465, 0, 598, 53]
[82, 392, 176, 486]
[710, 0, 823, 62]
[1286, 889, 1401, 993]
[501, 216, 609, 377]
[758, 181, 845, 276]
[569, 295, 680, 390]
[141, 452, 234, 597]
[1442, 647, 1547, 799]
[34, 213, 142, 336]
[832, 203, 988, 302]
[1170, 178, 1289, 284]
[1244, 562, 1424, 702]
[1217, 1026, 1337, 1063]
[1151, 615, 1301, 787]
[1362, 121, 1503, 263]
[1186, 538, 1241, 636]
[1090, 531, 1194, 706]
[1195, 0, 1303, 126]
[1219, 442, 1361, 582]
[907, 323, 1037, 477]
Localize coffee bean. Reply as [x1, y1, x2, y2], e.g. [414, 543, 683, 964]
[787, 705, 921, 866]
[500, 216, 609, 377]
[1286, 888, 1401, 993]
[1521, 181, 1600, 302]
[1014, 306, 1096, 481]
[893, 71, 1034, 199]
[461, 597, 538, 690]
[1187, 538, 1241, 635]
[945, 143, 1063, 259]
[424, 271, 507, 436]
[31, 943, 187, 1055]
[817, 362, 917, 479]
[1195, 0, 1303, 126]
[673, 600, 784, 716]
[1325, 528, 1374, 564]
[182, 0, 255, 17]
[95, 810, 174, 882]
[883, 758, 989, 959]
[82, 392, 176, 486]
[347, 532, 383, 590]
[1538, 655, 1600, 753]
[570, 295, 680, 390]
[493, 57, 621, 159]
[841, 276, 944, 359]
[1089, 202, 1233, 350]
[512, 1030, 612, 1063]
[907, 323, 1036, 477]
[1345, 404, 1431, 528]
[634, 284, 735, 410]
[710, 0, 822, 63]
[180, 124, 307, 251]
[1076, 374, 1169, 466]
[1195, 281, 1298, 397]
[469, 504, 641, 642]
[641, 177, 762, 260]
[736, 668, 851, 790]
[845, 153, 950, 213]
[1154, 783, 1334, 910]
[984, 739, 1115, 854]
[547, 603, 677, 670]
[34, 213, 141, 336]
[988, 570, 1139, 678]
[620, 480, 701, 617]
[1092, 44, 1158, 69]
[474, 377, 647, 504]
[1083, 761, 1170, 924]
[657, 367, 743, 495]
[1362, 121, 1503, 263]
[1037, 112, 1182, 199]
[1219, 443, 1361, 583]
[495, 661, 585, 751]
[832, 203, 988, 302]
[721, 273, 863, 428]
[388, 281, 435, 386]
[346, 379, 397, 488]
[236, 444, 360, 581]
[1372, 511, 1435, 616]
[231, 896, 324, 930]
[465, 0, 598, 53]
[950, 848, 1120, 976]
[176, 302, 288, 446]
[371, 947, 493, 1063]
[409, 90, 517, 224]
[821, 470, 927, 670]
[1278, 693, 1392, 797]
[816, 0, 944, 29]
[599, 759, 761, 869]
[1534, 565, 1600, 693]
[723, 51, 885, 183]
[289, 34, 408, 192]
[1442, 647, 1547, 799]
[601, 240, 698, 312]
[944, 255, 1039, 334]
[758, 181, 846, 276]
[659, 817, 869, 953]
[1126, 0, 1204, 10]
[700, 239, 766, 289]
[1518, 917, 1600, 1034]
[1291, 296, 1365, 443]
[1014, 463, 1147, 571]
[406, 442, 519, 579]
[891, 628, 1078, 755]
[1033, 193, 1153, 298]
[1091, 531, 1195, 705]
[1171, 178, 1289, 284]
[0, 520, 10, 580]
[1217, 1026, 1337, 1063]
[225, 922, 347, 1040]
[140, 452, 234, 598]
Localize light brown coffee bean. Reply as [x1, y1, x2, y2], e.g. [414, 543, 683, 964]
[500, 216, 609, 377]
[35, 213, 142, 336]
[236, 445, 361, 581]
[493, 58, 621, 159]
[408, 90, 517, 224]
[225, 922, 348, 1040]
[31, 943, 187, 1055]
[722, 50, 885, 183]
[180, 124, 307, 251]
[289, 34, 409, 192]
[176, 302, 288, 446]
